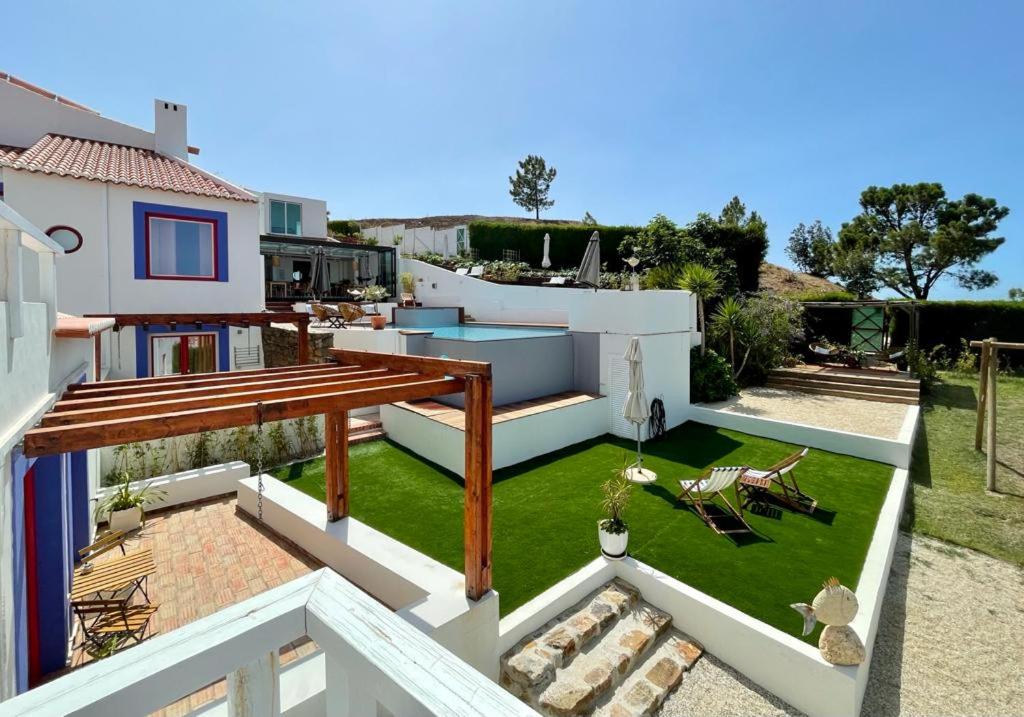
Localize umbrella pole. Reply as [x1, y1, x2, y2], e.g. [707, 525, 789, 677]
[636, 423, 643, 467]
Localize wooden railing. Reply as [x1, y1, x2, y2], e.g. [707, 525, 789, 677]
[2, 570, 534, 717]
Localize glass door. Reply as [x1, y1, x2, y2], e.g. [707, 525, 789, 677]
[151, 334, 217, 376]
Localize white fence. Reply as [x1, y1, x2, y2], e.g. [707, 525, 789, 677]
[363, 224, 467, 258]
[2, 569, 533, 717]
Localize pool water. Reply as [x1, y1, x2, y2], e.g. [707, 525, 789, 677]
[418, 324, 566, 341]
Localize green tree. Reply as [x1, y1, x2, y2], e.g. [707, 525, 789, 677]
[581, 211, 598, 225]
[838, 183, 1008, 299]
[685, 197, 768, 292]
[1010, 288, 1024, 302]
[620, 214, 735, 291]
[787, 221, 835, 278]
[508, 155, 557, 219]
[710, 296, 747, 373]
[677, 264, 722, 355]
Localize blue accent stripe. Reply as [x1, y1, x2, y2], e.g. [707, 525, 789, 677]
[134, 324, 231, 378]
[10, 449, 34, 694]
[132, 201, 228, 281]
[31, 454, 73, 677]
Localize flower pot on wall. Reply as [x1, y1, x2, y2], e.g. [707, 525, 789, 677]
[598, 521, 629, 560]
[109, 506, 143, 533]
[370, 315, 387, 330]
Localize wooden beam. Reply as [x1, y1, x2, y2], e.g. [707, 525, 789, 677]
[65, 361, 348, 394]
[85, 312, 310, 328]
[53, 368, 391, 411]
[23, 377, 464, 456]
[42, 372, 423, 426]
[970, 340, 1024, 350]
[975, 338, 992, 451]
[297, 320, 310, 365]
[330, 348, 491, 378]
[93, 334, 102, 382]
[324, 410, 349, 521]
[463, 373, 493, 601]
[987, 346, 998, 492]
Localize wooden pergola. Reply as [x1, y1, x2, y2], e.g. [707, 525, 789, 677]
[22, 349, 494, 600]
[85, 312, 314, 364]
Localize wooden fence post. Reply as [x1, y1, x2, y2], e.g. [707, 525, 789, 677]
[463, 373, 493, 601]
[296, 318, 310, 365]
[975, 338, 992, 451]
[986, 346, 998, 492]
[324, 410, 349, 521]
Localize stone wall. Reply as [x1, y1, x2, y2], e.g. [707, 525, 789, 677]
[262, 324, 334, 367]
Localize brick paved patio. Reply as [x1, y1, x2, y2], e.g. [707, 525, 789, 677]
[68, 496, 323, 715]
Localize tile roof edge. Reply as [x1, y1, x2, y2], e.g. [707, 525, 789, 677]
[165, 153, 259, 203]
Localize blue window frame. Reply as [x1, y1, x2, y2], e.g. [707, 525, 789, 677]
[133, 202, 229, 281]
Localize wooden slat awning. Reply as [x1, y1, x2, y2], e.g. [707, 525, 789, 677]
[22, 350, 488, 457]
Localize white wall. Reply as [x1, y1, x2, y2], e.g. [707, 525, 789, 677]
[260, 192, 329, 239]
[94, 462, 249, 522]
[0, 80, 156, 152]
[366, 225, 467, 256]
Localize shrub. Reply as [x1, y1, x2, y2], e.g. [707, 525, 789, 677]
[904, 301, 1024, 369]
[691, 347, 739, 402]
[727, 294, 805, 383]
[787, 289, 859, 302]
[468, 221, 638, 271]
[904, 340, 941, 393]
[327, 219, 361, 237]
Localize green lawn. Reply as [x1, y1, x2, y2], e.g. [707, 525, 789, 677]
[274, 422, 893, 642]
[909, 372, 1024, 564]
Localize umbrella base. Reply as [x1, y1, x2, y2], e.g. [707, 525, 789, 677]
[625, 466, 657, 484]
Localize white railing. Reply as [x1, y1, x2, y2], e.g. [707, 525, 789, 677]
[3, 569, 536, 717]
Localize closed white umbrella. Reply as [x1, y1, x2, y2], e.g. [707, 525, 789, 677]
[541, 233, 552, 269]
[575, 231, 601, 288]
[623, 336, 656, 484]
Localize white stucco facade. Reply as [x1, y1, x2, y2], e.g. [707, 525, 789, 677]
[259, 192, 329, 239]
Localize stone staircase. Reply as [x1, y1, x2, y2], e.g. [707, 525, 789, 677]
[349, 416, 385, 445]
[766, 367, 920, 405]
[500, 580, 703, 717]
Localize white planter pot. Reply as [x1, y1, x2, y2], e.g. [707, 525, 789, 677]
[109, 507, 143, 533]
[598, 521, 629, 559]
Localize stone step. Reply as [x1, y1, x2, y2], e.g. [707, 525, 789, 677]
[593, 632, 703, 717]
[501, 580, 640, 702]
[535, 601, 673, 716]
[350, 418, 383, 434]
[765, 378, 919, 405]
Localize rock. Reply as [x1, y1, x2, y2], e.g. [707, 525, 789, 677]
[570, 613, 600, 644]
[505, 647, 555, 687]
[645, 656, 684, 691]
[819, 624, 866, 665]
[619, 629, 652, 655]
[540, 681, 595, 716]
[544, 627, 577, 660]
[584, 662, 613, 693]
[623, 680, 659, 714]
[671, 637, 703, 669]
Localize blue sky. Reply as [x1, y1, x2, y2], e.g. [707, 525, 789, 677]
[6, 1, 1023, 298]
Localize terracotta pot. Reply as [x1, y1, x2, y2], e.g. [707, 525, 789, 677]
[370, 315, 387, 330]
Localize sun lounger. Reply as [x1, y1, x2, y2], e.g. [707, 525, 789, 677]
[468, 265, 484, 277]
[676, 466, 752, 535]
[455, 267, 470, 276]
[545, 276, 567, 285]
[738, 448, 815, 513]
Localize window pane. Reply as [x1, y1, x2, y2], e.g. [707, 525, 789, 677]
[152, 336, 182, 377]
[187, 335, 217, 374]
[285, 202, 301, 235]
[270, 200, 287, 234]
[149, 217, 214, 278]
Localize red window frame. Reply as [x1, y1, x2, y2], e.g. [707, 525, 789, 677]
[144, 212, 220, 281]
[149, 333, 218, 377]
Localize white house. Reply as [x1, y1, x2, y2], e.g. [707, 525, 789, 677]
[0, 200, 108, 698]
[0, 73, 263, 379]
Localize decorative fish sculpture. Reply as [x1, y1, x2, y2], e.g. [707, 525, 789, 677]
[790, 577, 858, 636]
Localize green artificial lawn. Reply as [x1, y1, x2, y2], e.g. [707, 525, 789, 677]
[909, 372, 1024, 565]
[274, 422, 893, 642]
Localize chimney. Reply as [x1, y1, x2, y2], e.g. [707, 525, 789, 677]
[154, 99, 188, 161]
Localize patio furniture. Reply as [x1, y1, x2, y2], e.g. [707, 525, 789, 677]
[468, 265, 484, 277]
[311, 303, 344, 328]
[72, 548, 156, 603]
[78, 529, 127, 569]
[268, 281, 288, 298]
[400, 292, 415, 307]
[73, 599, 159, 650]
[338, 302, 367, 328]
[809, 342, 839, 363]
[455, 267, 470, 276]
[738, 448, 816, 514]
[676, 466, 752, 535]
[545, 276, 567, 286]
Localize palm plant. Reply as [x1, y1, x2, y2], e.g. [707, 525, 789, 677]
[676, 263, 722, 355]
[711, 296, 747, 373]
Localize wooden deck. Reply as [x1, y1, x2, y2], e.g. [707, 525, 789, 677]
[393, 391, 604, 431]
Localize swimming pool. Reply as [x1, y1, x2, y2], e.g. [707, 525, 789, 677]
[415, 324, 567, 341]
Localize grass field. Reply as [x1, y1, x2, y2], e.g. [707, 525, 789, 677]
[274, 422, 893, 642]
[909, 372, 1024, 565]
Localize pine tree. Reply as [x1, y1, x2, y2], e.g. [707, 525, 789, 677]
[508, 155, 557, 219]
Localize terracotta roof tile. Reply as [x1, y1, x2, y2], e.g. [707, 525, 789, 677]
[0, 135, 255, 202]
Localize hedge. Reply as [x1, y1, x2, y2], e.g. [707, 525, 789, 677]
[467, 221, 639, 271]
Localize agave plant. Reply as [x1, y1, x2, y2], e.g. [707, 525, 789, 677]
[711, 296, 747, 374]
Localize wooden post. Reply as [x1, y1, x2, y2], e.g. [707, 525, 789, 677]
[975, 338, 992, 450]
[463, 373, 493, 600]
[296, 318, 310, 365]
[227, 651, 281, 717]
[986, 347, 998, 492]
[324, 410, 349, 521]
[93, 333, 103, 382]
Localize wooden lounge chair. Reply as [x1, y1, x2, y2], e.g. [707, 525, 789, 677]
[676, 466, 752, 535]
[739, 448, 816, 514]
[310, 303, 344, 328]
[338, 302, 367, 328]
[73, 599, 159, 650]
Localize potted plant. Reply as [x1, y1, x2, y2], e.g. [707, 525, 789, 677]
[598, 464, 633, 559]
[96, 472, 166, 532]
